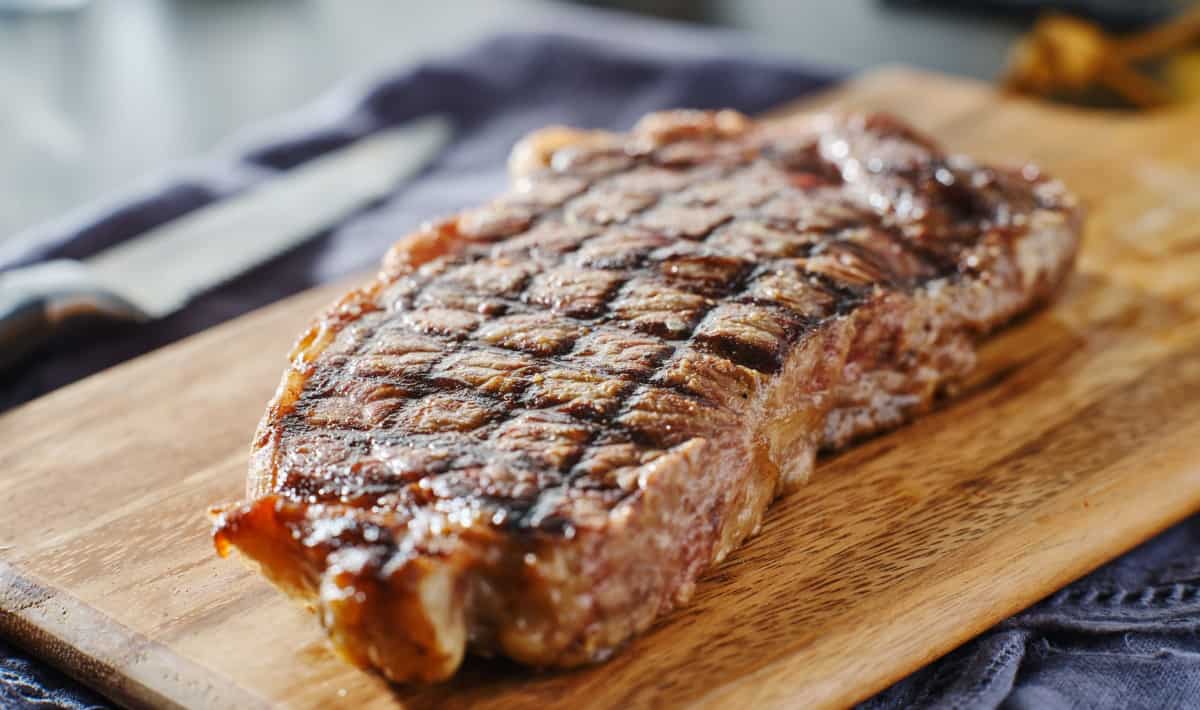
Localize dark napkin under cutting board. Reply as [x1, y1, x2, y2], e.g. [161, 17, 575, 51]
[2, 26, 1199, 710]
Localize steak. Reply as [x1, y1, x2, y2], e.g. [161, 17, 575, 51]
[211, 110, 1081, 683]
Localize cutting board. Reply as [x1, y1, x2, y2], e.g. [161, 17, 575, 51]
[4, 67, 1200, 710]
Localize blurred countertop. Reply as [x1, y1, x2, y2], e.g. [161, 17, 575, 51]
[0, 0, 1023, 242]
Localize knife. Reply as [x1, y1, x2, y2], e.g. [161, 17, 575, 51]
[0, 116, 451, 372]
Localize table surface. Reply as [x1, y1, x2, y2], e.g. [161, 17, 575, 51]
[0, 0, 1023, 244]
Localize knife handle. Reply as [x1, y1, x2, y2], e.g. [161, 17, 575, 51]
[0, 260, 148, 372]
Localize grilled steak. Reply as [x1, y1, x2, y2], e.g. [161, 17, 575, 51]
[211, 110, 1081, 683]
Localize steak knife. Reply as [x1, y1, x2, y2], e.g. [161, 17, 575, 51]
[0, 116, 450, 372]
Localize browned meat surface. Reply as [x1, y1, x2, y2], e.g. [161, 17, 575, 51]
[210, 110, 1081, 683]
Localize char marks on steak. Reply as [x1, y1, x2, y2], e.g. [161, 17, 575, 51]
[211, 110, 1081, 682]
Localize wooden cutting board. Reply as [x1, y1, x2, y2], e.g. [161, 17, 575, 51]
[4, 67, 1200, 710]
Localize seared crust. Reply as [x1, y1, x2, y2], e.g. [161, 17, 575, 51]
[212, 110, 1081, 683]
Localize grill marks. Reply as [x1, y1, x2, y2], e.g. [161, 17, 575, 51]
[693, 302, 805, 373]
[477, 313, 582, 356]
[742, 262, 837, 318]
[526, 266, 624, 318]
[525, 367, 632, 418]
[638, 203, 734, 239]
[277, 110, 1046, 530]
[654, 244, 752, 296]
[608, 278, 711, 339]
[566, 188, 657, 225]
[565, 329, 673, 379]
[432, 350, 537, 395]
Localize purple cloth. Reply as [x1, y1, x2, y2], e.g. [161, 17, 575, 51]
[2, 28, 1198, 710]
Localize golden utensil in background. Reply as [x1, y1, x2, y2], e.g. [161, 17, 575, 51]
[1003, 6, 1200, 108]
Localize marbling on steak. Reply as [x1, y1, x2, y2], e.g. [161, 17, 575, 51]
[211, 110, 1081, 682]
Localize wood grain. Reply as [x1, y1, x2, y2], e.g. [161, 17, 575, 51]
[3, 67, 1200, 709]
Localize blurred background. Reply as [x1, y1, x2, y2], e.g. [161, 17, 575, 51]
[0, 0, 1195, 242]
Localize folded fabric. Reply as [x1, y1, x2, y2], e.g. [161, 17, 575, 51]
[0, 638, 106, 710]
[2, 23, 1197, 710]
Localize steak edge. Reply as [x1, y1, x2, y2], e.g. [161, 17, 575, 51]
[211, 109, 1081, 682]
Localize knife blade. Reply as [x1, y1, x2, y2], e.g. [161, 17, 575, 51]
[0, 116, 451, 371]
